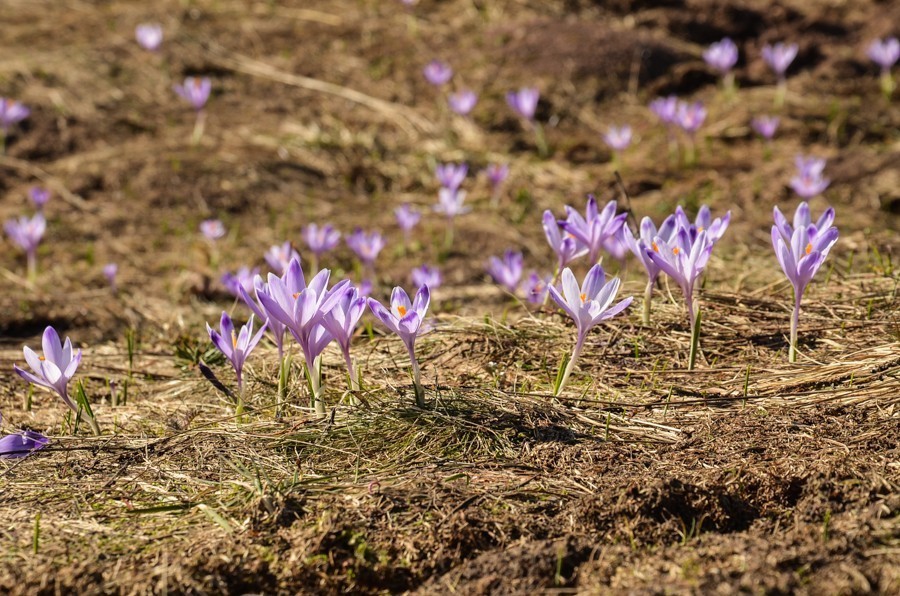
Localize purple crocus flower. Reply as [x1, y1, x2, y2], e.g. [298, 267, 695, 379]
[751, 115, 780, 140]
[423, 60, 452, 86]
[506, 88, 540, 120]
[762, 42, 798, 78]
[346, 229, 385, 267]
[14, 326, 97, 434]
[772, 203, 838, 362]
[485, 163, 509, 189]
[207, 312, 267, 400]
[395, 204, 421, 235]
[649, 95, 678, 124]
[703, 37, 739, 74]
[238, 275, 288, 359]
[322, 286, 368, 390]
[0, 98, 30, 136]
[868, 37, 900, 71]
[29, 187, 50, 210]
[435, 162, 468, 191]
[548, 264, 632, 395]
[265, 241, 301, 275]
[673, 205, 731, 246]
[434, 187, 470, 218]
[221, 266, 260, 297]
[603, 125, 632, 152]
[448, 90, 477, 115]
[135, 23, 163, 51]
[200, 219, 226, 240]
[675, 101, 706, 134]
[522, 271, 551, 305]
[790, 155, 830, 198]
[5, 212, 45, 280]
[646, 228, 714, 336]
[367, 285, 431, 407]
[302, 223, 341, 272]
[174, 76, 211, 111]
[411, 265, 441, 290]
[0, 429, 49, 459]
[103, 263, 118, 293]
[622, 214, 678, 324]
[486, 250, 524, 294]
[542, 210, 587, 273]
[560, 196, 627, 265]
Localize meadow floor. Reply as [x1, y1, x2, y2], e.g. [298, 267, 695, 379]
[1, 0, 898, 593]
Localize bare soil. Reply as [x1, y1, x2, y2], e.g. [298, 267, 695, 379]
[0, 0, 898, 594]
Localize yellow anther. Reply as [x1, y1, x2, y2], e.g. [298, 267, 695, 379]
[579, 293, 586, 303]
[231, 330, 237, 348]
[673, 247, 680, 255]
[805, 243, 812, 255]
[39, 356, 45, 361]
[652, 242, 659, 253]
[398, 305, 407, 316]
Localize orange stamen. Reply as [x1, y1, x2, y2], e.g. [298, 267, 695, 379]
[579, 293, 587, 303]
[652, 242, 659, 253]
[39, 356, 45, 361]
[805, 243, 812, 255]
[398, 305, 407, 316]
[697, 226, 705, 232]
[673, 247, 680, 255]
[231, 330, 237, 348]
[292, 292, 300, 299]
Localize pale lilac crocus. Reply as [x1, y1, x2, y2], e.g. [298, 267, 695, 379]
[790, 155, 829, 199]
[522, 272, 551, 305]
[322, 286, 368, 391]
[238, 274, 288, 360]
[486, 250, 524, 294]
[448, 90, 477, 115]
[367, 285, 431, 407]
[542, 210, 587, 274]
[423, 60, 452, 86]
[673, 205, 731, 246]
[346, 229, 385, 268]
[207, 312, 267, 414]
[772, 203, 838, 363]
[560, 196, 627, 265]
[103, 263, 118, 293]
[302, 223, 341, 273]
[200, 219, 226, 240]
[395, 204, 421, 234]
[675, 101, 706, 165]
[14, 326, 97, 435]
[649, 95, 678, 124]
[435, 162, 467, 191]
[29, 187, 50, 210]
[752, 115, 780, 140]
[868, 37, 899, 97]
[0, 429, 49, 459]
[548, 265, 632, 396]
[221, 266, 260, 297]
[265, 241, 301, 275]
[622, 214, 678, 324]
[174, 76, 211, 144]
[603, 125, 632, 170]
[704, 37, 739, 75]
[434, 188, 470, 251]
[646, 229, 717, 369]
[507, 88, 546, 156]
[135, 23, 163, 51]
[0, 98, 29, 151]
[762, 42, 798, 106]
[486, 163, 509, 206]
[411, 265, 441, 290]
[5, 212, 45, 281]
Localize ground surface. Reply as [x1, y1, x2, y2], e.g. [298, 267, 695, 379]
[1, 0, 898, 594]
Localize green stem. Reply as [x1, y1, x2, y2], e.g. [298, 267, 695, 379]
[191, 110, 206, 146]
[688, 308, 702, 371]
[642, 279, 653, 325]
[554, 338, 584, 397]
[26, 251, 37, 283]
[789, 292, 801, 363]
[309, 356, 325, 417]
[532, 122, 548, 158]
[407, 344, 425, 408]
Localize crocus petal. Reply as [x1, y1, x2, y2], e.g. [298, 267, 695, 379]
[14, 364, 53, 390]
[581, 264, 607, 300]
[63, 349, 82, 379]
[23, 346, 44, 376]
[42, 327, 64, 366]
[207, 325, 232, 359]
[548, 284, 578, 322]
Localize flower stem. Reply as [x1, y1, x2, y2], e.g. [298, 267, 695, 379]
[191, 110, 206, 146]
[344, 351, 361, 405]
[308, 356, 325, 417]
[443, 219, 455, 254]
[775, 79, 787, 108]
[26, 251, 37, 284]
[688, 308, 702, 371]
[880, 71, 895, 100]
[532, 122, 549, 158]
[554, 337, 584, 397]
[642, 279, 654, 326]
[406, 344, 425, 408]
[789, 292, 801, 363]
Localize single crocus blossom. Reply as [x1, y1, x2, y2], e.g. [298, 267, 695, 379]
[200, 219, 226, 240]
[486, 250, 524, 294]
[221, 266, 260, 297]
[772, 203, 838, 362]
[868, 37, 899, 96]
[29, 187, 50, 210]
[322, 286, 368, 391]
[0, 429, 49, 459]
[603, 125, 632, 152]
[703, 37, 739, 74]
[675, 101, 706, 134]
[522, 271, 551, 305]
[506, 87, 539, 120]
[346, 229, 385, 267]
[174, 76, 211, 111]
[265, 241, 301, 275]
[103, 263, 118, 293]
[435, 162, 468, 191]
[14, 326, 97, 435]
[448, 90, 477, 115]
[485, 163, 509, 189]
[238, 274, 288, 360]
[207, 312, 267, 413]
[0, 98, 30, 146]
[135, 23, 163, 51]
[560, 195, 627, 265]
[762, 42, 798, 78]
[751, 115, 780, 140]
[411, 265, 441, 290]
[423, 60, 452, 86]
[542, 210, 587, 274]
[649, 95, 678, 124]
[367, 285, 431, 407]
[434, 187, 470, 251]
[622, 214, 678, 324]
[5, 212, 45, 280]
[790, 154, 830, 199]
[548, 265, 632, 395]
[673, 205, 731, 246]
[395, 204, 421, 235]
[302, 223, 341, 272]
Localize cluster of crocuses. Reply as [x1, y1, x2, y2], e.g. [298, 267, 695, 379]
[210, 256, 433, 417]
